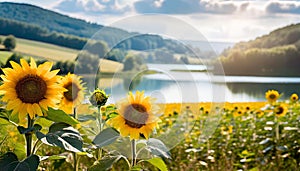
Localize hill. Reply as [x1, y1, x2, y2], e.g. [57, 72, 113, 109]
[0, 2, 123, 40]
[0, 2, 186, 54]
[216, 23, 300, 76]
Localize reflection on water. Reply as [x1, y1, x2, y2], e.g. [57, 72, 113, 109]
[227, 83, 300, 101]
[82, 64, 300, 103]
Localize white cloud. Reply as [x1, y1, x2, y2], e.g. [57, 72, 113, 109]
[54, 0, 132, 14]
[266, 1, 300, 14]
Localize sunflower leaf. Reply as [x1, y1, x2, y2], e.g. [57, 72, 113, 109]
[0, 152, 40, 171]
[17, 124, 42, 134]
[45, 108, 79, 125]
[93, 128, 120, 148]
[36, 122, 83, 153]
[143, 138, 171, 159]
[145, 157, 168, 171]
[88, 155, 123, 171]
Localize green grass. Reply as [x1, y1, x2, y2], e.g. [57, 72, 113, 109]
[0, 35, 78, 61]
[0, 51, 13, 64]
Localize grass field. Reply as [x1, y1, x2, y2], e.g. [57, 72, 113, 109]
[0, 36, 123, 73]
[14, 38, 79, 61]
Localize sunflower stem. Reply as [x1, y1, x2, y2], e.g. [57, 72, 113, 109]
[25, 115, 34, 157]
[73, 107, 77, 119]
[97, 106, 103, 159]
[131, 139, 137, 167]
[72, 108, 78, 171]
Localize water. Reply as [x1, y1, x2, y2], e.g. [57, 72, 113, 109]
[97, 64, 300, 103]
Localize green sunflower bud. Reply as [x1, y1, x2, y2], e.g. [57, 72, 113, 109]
[89, 89, 108, 107]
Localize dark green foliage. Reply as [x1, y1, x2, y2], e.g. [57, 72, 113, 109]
[0, 2, 188, 53]
[3, 35, 16, 50]
[85, 41, 109, 57]
[217, 23, 300, 76]
[154, 48, 176, 63]
[0, 53, 22, 76]
[52, 60, 75, 75]
[123, 54, 146, 71]
[105, 49, 126, 62]
[75, 51, 100, 74]
[180, 56, 189, 64]
[123, 55, 135, 71]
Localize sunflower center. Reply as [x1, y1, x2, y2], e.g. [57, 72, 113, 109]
[269, 94, 276, 99]
[64, 83, 80, 101]
[16, 75, 47, 103]
[124, 103, 149, 128]
[275, 106, 284, 114]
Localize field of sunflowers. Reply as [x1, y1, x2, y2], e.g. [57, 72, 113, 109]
[0, 58, 299, 171]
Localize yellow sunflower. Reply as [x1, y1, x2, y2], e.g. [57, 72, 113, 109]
[265, 90, 279, 103]
[107, 91, 159, 140]
[59, 73, 84, 114]
[221, 125, 233, 135]
[274, 104, 287, 117]
[290, 93, 298, 102]
[233, 110, 244, 117]
[0, 58, 65, 120]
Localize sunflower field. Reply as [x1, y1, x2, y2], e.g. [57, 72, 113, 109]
[0, 58, 299, 171]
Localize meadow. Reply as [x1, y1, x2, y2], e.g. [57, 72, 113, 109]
[0, 38, 299, 171]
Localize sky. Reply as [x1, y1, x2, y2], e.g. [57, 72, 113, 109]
[2, 0, 300, 43]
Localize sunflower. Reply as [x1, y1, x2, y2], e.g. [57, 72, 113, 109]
[107, 91, 159, 140]
[265, 90, 279, 103]
[89, 89, 108, 107]
[59, 73, 84, 114]
[0, 58, 65, 120]
[290, 93, 298, 102]
[274, 104, 287, 117]
[221, 125, 233, 135]
[233, 110, 244, 117]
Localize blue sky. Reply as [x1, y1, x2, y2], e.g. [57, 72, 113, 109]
[2, 0, 300, 42]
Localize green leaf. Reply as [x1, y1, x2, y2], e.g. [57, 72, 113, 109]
[146, 158, 168, 171]
[77, 115, 96, 122]
[0, 152, 18, 169]
[36, 122, 83, 153]
[45, 108, 78, 125]
[93, 128, 120, 148]
[88, 156, 122, 171]
[105, 112, 119, 121]
[17, 124, 42, 134]
[40, 155, 67, 161]
[139, 138, 171, 159]
[0, 152, 40, 171]
[0, 110, 10, 125]
[130, 166, 143, 171]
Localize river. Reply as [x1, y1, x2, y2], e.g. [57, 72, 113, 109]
[96, 64, 300, 103]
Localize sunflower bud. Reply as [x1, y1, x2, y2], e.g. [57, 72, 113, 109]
[89, 89, 108, 107]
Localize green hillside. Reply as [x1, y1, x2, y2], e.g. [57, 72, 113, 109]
[0, 2, 118, 39]
[0, 2, 186, 54]
[216, 23, 300, 76]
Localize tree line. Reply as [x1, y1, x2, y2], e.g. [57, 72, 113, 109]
[215, 23, 300, 76]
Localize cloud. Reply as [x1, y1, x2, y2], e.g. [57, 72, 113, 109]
[266, 1, 300, 14]
[54, 0, 131, 14]
[134, 0, 244, 14]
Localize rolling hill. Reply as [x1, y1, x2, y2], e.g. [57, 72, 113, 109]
[0, 2, 185, 53]
[216, 23, 300, 76]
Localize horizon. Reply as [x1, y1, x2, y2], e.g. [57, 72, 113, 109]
[0, 0, 300, 43]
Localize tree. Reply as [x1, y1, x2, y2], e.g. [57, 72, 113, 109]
[3, 35, 16, 50]
[180, 56, 189, 64]
[75, 51, 99, 74]
[123, 55, 135, 71]
[86, 41, 109, 58]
